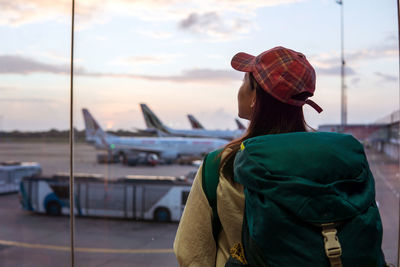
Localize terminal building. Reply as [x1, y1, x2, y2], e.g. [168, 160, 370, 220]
[319, 110, 399, 160]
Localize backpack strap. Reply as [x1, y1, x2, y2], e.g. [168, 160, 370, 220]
[202, 148, 223, 242]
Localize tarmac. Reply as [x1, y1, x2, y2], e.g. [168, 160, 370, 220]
[367, 148, 400, 265]
[0, 142, 195, 267]
[0, 142, 398, 266]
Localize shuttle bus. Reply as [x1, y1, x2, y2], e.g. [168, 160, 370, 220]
[19, 173, 192, 222]
[0, 162, 42, 194]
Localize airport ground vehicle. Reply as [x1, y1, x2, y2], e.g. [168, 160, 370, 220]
[96, 153, 120, 164]
[0, 162, 41, 194]
[123, 152, 159, 166]
[19, 173, 191, 222]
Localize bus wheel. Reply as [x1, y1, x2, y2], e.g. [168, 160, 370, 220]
[154, 208, 170, 222]
[46, 201, 61, 216]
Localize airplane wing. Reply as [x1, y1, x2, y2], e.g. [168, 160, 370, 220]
[132, 127, 159, 135]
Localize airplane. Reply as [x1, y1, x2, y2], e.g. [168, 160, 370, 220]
[82, 108, 228, 165]
[187, 114, 204, 129]
[188, 114, 246, 132]
[140, 103, 244, 140]
[235, 119, 246, 131]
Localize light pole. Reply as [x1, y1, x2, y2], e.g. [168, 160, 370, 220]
[397, 0, 400, 266]
[69, 0, 75, 266]
[336, 0, 347, 127]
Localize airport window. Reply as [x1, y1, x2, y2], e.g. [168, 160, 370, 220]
[1, 1, 399, 266]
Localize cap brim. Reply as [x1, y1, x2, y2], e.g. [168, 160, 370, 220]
[231, 52, 256, 72]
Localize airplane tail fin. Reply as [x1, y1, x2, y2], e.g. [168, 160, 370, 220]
[235, 118, 246, 130]
[187, 114, 204, 129]
[140, 104, 171, 134]
[82, 108, 110, 148]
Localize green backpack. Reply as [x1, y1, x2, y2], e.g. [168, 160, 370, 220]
[202, 132, 386, 267]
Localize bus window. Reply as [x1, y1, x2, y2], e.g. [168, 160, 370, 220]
[143, 186, 171, 212]
[49, 183, 69, 200]
[0, 171, 6, 185]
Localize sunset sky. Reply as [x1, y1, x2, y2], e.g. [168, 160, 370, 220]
[0, 0, 398, 131]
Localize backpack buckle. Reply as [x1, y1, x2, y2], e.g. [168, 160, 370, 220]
[321, 226, 342, 258]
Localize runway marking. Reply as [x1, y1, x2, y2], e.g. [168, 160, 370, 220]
[0, 240, 173, 254]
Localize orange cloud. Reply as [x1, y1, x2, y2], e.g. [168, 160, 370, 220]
[0, 0, 303, 26]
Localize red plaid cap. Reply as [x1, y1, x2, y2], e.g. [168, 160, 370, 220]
[231, 46, 322, 113]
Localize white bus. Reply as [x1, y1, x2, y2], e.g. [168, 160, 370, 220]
[19, 173, 192, 222]
[0, 162, 42, 194]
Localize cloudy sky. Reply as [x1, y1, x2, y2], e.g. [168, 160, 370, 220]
[0, 0, 398, 131]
